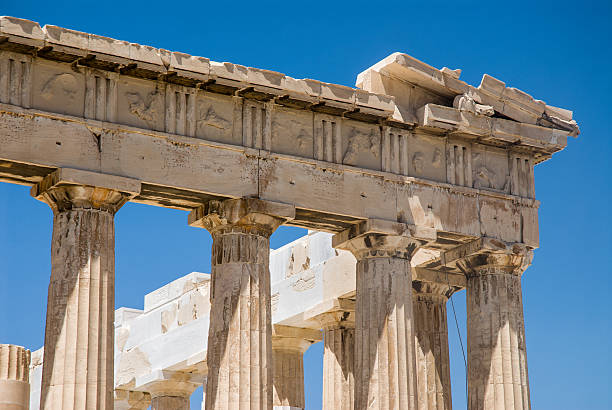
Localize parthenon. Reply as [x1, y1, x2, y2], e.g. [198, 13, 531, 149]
[0, 15, 579, 410]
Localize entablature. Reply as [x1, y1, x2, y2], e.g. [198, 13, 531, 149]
[0, 16, 579, 249]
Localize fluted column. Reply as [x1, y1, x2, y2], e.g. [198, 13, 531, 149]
[31, 168, 140, 410]
[0, 344, 31, 410]
[189, 198, 295, 410]
[272, 325, 320, 410]
[319, 311, 355, 410]
[412, 281, 453, 410]
[334, 220, 427, 410]
[458, 251, 532, 410]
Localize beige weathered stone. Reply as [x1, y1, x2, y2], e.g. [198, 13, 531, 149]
[457, 252, 532, 410]
[334, 221, 424, 410]
[0, 344, 31, 410]
[412, 282, 453, 410]
[189, 198, 295, 410]
[113, 390, 151, 410]
[317, 311, 355, 410]
[31, 169, 140, 410]
[271, 325, 320, 410]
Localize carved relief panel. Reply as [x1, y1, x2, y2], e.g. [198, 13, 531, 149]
[271, 106, 314, 158]
[314, 113, 342, 163]
[84, 68, 117, 123]
[242, 99, 271, 150]
[509, 152, 535, 198]
[164, 83, 196, 137]
[446, 139, 472, 187]
[194, 92, 238, 145]
[407, 131, 446, 182]
[341, 119, 381, 171]
[116, 77, 164, 131]
[471, 144, 510, 193]
[381, 126, 409, 175]
[0, 51, 32, 108]
[32, 59, 84, 117]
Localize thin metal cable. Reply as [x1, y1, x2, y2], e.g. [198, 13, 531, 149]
[441, 251, 468, 402]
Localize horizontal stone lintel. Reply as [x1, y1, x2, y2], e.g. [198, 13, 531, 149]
[0, 104, 540, 247]
[272, 325, 322, 342]
[413, 267, 467, 289]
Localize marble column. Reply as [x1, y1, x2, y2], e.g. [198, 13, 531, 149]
[31, 168, 140, 410]
[0, 344, 31, 410]
[458, 252, 532, 410]
[412, 281, 453, 410]
[334, 221, 425, 410]
[271, 326, 320, 410]
[319, 312, 355, 410]
[189, 198, 295, 410]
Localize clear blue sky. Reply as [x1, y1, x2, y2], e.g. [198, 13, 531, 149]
[1, 1, 610, 409]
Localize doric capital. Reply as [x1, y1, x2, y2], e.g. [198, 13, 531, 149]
[272, 325, 321, 353]
[188, 198, 295, 237]
[332, 219, 434, 260]
[457, 250, 533, 277]
[31, 168, 140, 214]
[412, 281, 455, 303]
[315, 311, 355, 330]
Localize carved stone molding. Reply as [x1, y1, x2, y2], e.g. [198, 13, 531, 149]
[188, 197, 295, 237]
[332, 219, 433, 260]
[31, 168, 141, 213]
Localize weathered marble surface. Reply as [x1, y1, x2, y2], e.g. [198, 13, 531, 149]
[413, 282, 453, 410]
[0, 344, 31, 410]
[0, 16, 578, 249]
[31, 170, 139, 410]
[334, 223, 423, 410]
[458, 253, 532, 410]
[319, 312, 355, 410]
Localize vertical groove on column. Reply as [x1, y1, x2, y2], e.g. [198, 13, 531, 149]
[273, 350, 305, 408]
[0, 344, 31, 410]
[322, 326, 354, 410]
[206, 231, 272, 410]
[40, 210, 114, 410]
[467, 272, 530, 410]
[355, 257, 416, 410]
[413, 283, 452, 410]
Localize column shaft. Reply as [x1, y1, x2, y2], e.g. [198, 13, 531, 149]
[355, 256, 417, 410]
[191, 199, 293, 410]
[205, 228, 272, 409]
[322, 324, 354, 410]
[41, 209, 115, 409]
[151, 395, 189, 410]
[412, 282, 452, 410]
[273, 350, 304, 408]
[467, 270, 530, 410]
[0, 344, 31, 410]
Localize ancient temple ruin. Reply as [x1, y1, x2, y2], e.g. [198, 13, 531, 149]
[0, 15, 579, 410]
